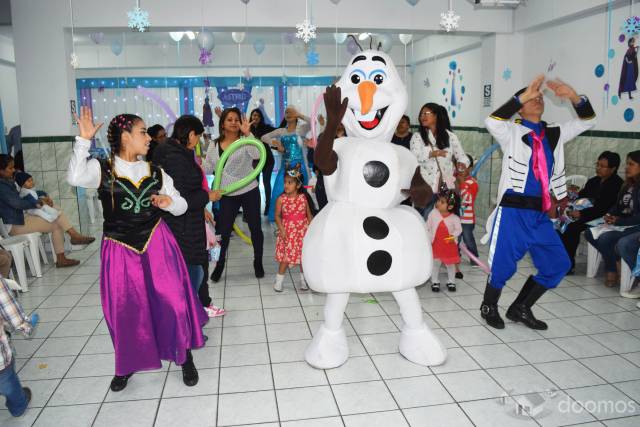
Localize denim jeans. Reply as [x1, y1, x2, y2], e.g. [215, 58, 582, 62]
[585, 226, 640, 273]
[459, 223, 479, 258]
[0, 360, 28, 416]
[187, 264, 204, 293]
[616, 231, 640, 271]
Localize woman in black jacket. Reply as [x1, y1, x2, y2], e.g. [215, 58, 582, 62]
[152, 115, 225, 318]
[249, 108, 276, 215]
[560, 151, 624, 273]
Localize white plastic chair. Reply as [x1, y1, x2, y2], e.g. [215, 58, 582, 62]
[0, 235, 33, 292]
[566, 175, 588, 190]
[0, 219, 44, 277]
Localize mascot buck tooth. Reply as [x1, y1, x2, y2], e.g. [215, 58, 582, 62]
[302, 45, 447, 369]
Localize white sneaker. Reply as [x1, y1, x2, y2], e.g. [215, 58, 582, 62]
[274, 281, 284, 292]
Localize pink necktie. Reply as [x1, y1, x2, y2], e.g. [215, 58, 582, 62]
[530, 128, 551, 211]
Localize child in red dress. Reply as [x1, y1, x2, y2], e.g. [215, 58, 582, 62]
[426, 190, 462, 292]
[274, 167, 314, 292]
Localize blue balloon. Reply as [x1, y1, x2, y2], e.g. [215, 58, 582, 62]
[594, 64, 605, 78]
[471, 143, 500, 178]
[405, 0, 420, 5]
[111, 40, 123, 56]
[253, 39, 266, 55]
[624, 108, 634, 122]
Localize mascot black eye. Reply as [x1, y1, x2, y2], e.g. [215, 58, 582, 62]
[350, 74, 361, 84]
[373, 74, 384, 85]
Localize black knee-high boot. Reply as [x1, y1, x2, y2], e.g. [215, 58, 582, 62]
[182, 350, 199, 386]
[480, 283, 504, 329]
[506, 276, 548, 330]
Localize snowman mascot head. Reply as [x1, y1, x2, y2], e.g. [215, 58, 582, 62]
[335, 49, 407, 142]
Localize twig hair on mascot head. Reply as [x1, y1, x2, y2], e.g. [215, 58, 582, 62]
[301, 34, 446, 370]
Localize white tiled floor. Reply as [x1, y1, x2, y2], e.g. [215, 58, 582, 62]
[3, 220, 640, 427]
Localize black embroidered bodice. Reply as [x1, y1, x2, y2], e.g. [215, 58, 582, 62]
[98, 160, 164, 252]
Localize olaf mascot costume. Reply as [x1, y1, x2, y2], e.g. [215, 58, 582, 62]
[302, 48, 447, 369]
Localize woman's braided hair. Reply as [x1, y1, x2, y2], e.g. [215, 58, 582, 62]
[105, 114, 142, 208]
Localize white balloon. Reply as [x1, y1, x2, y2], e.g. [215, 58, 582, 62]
[169, 32, 184, 42]
[232, 32, 246, 44]
[197, 31, 215, 51]
[398, 33, 413, 45]
[378, 34, 392, 52]
[333, 33, 347, 44]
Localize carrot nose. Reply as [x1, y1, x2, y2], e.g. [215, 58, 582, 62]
[358, 81, 377, 115]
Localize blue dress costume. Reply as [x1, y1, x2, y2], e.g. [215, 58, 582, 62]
[268, 133, 309, 221]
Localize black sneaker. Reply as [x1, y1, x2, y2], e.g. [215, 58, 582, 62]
[431, 283, 441, 292]
[210, 262, 225, 282]
[447, 282, 457, 292]
[110, 374, 133, 392]
[254, 259, 265, 278]
[455, 271, 464, 279]
[182, 350, 199, 387]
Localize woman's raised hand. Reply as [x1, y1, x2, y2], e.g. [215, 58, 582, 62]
[74, 106, 103, 140]
[239, 115, 252, 136]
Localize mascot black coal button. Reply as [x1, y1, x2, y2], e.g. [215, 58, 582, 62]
[363, 216, 389, 240]
[367, 250, 392, 275]
[362, 161, 389, 188]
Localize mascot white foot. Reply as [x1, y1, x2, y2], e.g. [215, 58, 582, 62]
[302, 39, 447, 368]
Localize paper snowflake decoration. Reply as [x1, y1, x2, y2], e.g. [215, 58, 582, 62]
[440, 10, 460, 32]
[423, 78, 431, 88]
[622, 16, 640, 37]
[70, 52, 79, 69]
[502, 67, 512, 81]
[295, 19, 317, 44]
[306, 49, 319, 66]
[199, 48, 212, 65]
[127, 6, 150, 32]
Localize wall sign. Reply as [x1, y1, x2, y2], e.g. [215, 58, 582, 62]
[483, 84, 492, 108]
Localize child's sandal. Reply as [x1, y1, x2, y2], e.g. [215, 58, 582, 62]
[447, 283, 457, 292]
[431, 283, 441, 292]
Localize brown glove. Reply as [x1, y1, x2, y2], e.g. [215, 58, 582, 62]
[402, 167, 433, 208]
[314, 85, 348, 176]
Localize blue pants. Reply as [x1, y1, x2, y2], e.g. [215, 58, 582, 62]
[459, 223, 479, 258]
[585, 227, 640, 273]
[0, 360, 28, 416]
[488, 207, 570, 289]
[187, 264, 204, 293]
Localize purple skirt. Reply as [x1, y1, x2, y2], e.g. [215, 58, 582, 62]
[100, 221, 208, 376]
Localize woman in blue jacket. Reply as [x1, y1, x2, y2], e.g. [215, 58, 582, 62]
[0, 154, 90, 267]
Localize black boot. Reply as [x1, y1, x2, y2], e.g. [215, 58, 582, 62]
[182, 350, 199, 387]
[506, 276, 548, 330]
[480, 284, 505, 329]
[210, 261, 225, 283]
[110, 373, 133, 392]
[254, 259, 264, 278]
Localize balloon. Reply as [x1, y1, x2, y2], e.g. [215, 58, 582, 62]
[233, 224, 252, 244]
[283, 32, 296, 44]
[460, 243, 490, 275]
[135, 87, 178, 127]
[333, 33, 347, 44]
[406, 0, 420, 5]
[471, 143, 499, 178]
[378, 34, 392, 52]
[232, 32, 246, 44]
[169, 32, 184, 42]
[90, 32, 104, 44]
[346, 38, 359, 55]
[329, 0, 341, 4]
[110, 40, 123, 56]
[212, 137, 267, 194]
[398, 34, 413, 45]
[197, 31, 215, 51]
[240, 0, 250, 3]
[253, 39, 266, 55]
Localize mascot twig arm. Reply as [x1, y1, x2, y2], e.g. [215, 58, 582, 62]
[314, 85, 348, 176]
[404, 168, 432, 208]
